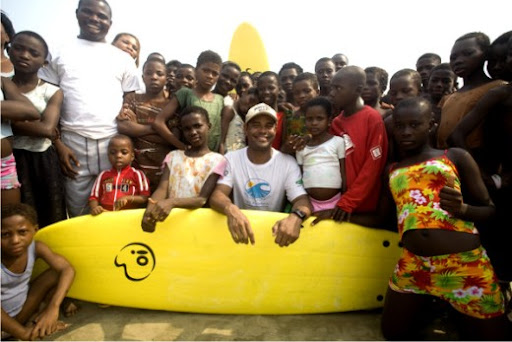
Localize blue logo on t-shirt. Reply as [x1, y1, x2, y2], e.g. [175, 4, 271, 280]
[245, 179, 271, 199]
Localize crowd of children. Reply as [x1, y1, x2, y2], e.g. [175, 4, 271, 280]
[1, 0, 511, 339]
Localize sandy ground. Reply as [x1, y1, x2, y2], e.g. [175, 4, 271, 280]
[40, 300, 460, 341]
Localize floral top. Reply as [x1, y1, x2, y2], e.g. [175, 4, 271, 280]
[389, 153, 478, 239]
[163, 150, 225, 198]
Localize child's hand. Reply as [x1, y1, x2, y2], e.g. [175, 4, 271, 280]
[439, 186, 466, 216]
[288, 134, 310, 152]
[146, 198, 174, 222]
[114, 197, 130, 211]
[29, 306, 63, 340]
[141, 198, 158, 232]
[117, 104, 136, 121]
[311, 209, 334, 226]
[91, 205, 106, 216]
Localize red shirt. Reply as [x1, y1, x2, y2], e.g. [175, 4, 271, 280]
[272, 111, 284, 150]
[330, 105, 388, 213]
[89, 165, 151, 211]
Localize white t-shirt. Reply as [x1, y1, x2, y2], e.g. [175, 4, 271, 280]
[217, 147, 307, 211]
[296, 135, 345, 189]
[39, 38, 140, 139]
[13, 82, 60, 152]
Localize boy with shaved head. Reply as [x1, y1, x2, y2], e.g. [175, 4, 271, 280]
[315, 66, 388, 223]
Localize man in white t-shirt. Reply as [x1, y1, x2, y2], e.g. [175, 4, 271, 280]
[39, 0, 140, 217]
[209, 103, 312, 247]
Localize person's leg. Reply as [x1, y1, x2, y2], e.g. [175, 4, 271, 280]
[60, 132, 110, 217]
[455, 311, 510, 340]
[15, 269, 58, 325]
[1, 153, 21, 206]
[33, 147, 68, 226]
[381, 287, 432, 340]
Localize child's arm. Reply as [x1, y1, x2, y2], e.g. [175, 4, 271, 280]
[1, 308, 32, 341]
[219, 105, 235, 155]
[151, 97, 186, 150]
[11, 89, 63, 139]
[114, 195, 148, 211]
[1, 77, 39, 121]
[89, 174, 106, 215]
[89, 199, 106, 216]
[350, 179, 397, 231]
[141, 166, 170, 232]
[334, 119, 387, 219]
[339, 157, 347, 194]
[448, 86, 507, 149]
[440, 148, 496, 222]
[29, 241, 74, 340]
[116, 104, 155, 138]
[145, 168, 220, 223]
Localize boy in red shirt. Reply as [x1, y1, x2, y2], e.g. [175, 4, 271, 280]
[314, 66, 388, 224]
[89, 134, 150, 215]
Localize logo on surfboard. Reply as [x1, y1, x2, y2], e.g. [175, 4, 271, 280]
[115, 243, 156, 281]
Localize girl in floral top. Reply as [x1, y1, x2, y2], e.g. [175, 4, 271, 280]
[352, 97, 507, 340]
[141, 106, 224, 232]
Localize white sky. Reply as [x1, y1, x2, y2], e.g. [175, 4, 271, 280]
[2, 0, 511, 88]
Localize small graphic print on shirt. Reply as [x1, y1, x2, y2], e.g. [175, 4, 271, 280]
[370, 146, 382, 160]
[245, 179, 271, 200]
[342, 134, 355, 155]
[106, 183, 113, 192]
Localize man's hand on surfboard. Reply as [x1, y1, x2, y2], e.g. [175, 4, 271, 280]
[272, 215, 301, 247]
[225, 204, 255, 245]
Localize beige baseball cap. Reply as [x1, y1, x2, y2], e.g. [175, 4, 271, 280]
[245, 103, 278, 123]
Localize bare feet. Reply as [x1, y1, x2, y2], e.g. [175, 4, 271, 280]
[60, 297, 79, 317]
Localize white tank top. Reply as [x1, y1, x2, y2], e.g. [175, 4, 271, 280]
[1, 241, 36, 317]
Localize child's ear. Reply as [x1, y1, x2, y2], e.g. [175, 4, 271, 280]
[34, 224, 39, 232]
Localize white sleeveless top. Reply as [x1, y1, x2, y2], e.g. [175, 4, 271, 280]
[0, 84, 13, 139]
[13, 81, 60, 152]
[1, 241, 36, 317]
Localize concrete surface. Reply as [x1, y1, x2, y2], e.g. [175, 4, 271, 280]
[42, 300, 384, 341]
[40, 300, 460, 341]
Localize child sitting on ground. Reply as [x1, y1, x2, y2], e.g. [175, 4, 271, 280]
[89, 134, 150, 215]
[1, 203, 75, 341]
[142, 106, 225, 232]
[296, 97, 346, 218]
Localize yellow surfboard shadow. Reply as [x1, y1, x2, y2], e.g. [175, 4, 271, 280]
[228, 22, 269, 73]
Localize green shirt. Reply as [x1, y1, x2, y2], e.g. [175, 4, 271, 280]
[175, 88, 224, 151]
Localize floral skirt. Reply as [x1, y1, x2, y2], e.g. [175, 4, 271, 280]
[389, 246, 505, 319]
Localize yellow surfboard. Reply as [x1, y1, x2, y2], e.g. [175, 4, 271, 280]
[228, 22, 270, 73]
[34, 208, 401, 314]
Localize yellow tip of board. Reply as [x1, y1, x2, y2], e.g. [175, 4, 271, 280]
[228, 22, 270, 73]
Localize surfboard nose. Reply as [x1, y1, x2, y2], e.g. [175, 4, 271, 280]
[228, 22, 269, 73]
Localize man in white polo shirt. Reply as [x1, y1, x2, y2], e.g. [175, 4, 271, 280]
[209, 103, 312, 247]
[39, 0, 140, 216]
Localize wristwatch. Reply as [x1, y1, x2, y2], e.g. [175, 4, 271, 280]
[291, 209, 307, 222]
